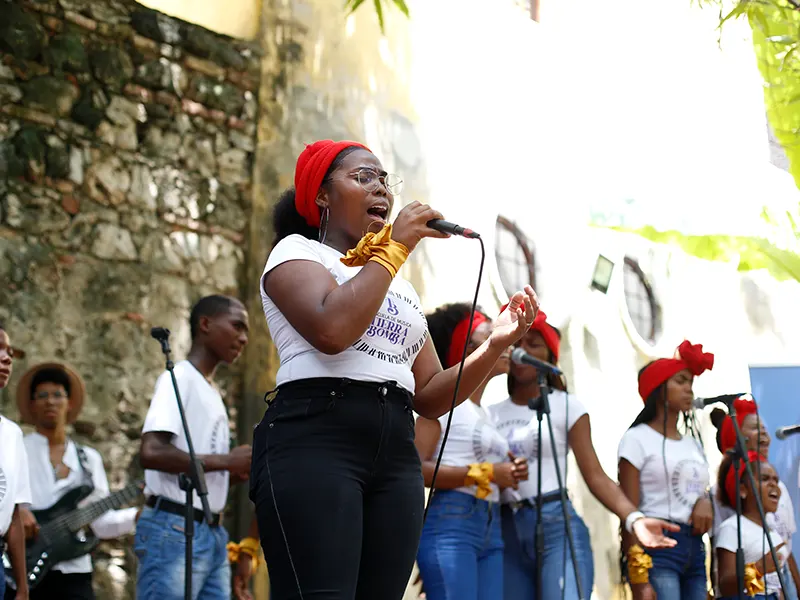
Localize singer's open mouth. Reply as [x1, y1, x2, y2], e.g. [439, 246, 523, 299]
[366, 203, 389, 221]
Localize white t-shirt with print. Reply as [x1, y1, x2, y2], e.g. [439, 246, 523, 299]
[712, 481, 796, 556]
[618, 424, 710, 524]
[490, 391, 587, 503]
[716, 515, 788, 595]
[142, 360, 231, 513]
[0, 416, 31, 536]
[260, 234, 428, 394]
[433, 401, 510, 502]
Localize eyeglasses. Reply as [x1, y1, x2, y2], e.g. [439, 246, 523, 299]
[354, 168, 403, 195]
[34, 390, 68, 401]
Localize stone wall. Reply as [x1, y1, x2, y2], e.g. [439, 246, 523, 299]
[0, 0, 262, 597]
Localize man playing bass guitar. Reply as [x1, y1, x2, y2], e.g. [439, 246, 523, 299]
[11, 363, 138, 600]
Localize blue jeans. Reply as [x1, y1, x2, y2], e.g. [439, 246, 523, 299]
[647, 523, 707, 600]
[782, 564, 798, 600]
[416, 490, 503, 600]
[134, 505, 231, 600]
[501, 498, 594, 600]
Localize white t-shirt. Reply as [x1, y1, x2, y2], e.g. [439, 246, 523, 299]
[433, 401, 510, 502]
[260, 234, 428, 394]
[716, 515, 788, 594]
[490, 391, 587, 503]
[23, 433, 138, 573]
[618, 424, 710, 524]
[142, 361, 231, 513]
[712, 481, 796, 556]
[0, 417, 31, 536]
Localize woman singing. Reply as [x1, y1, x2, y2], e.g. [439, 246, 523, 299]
[619, 341, 715, 600]
[715, 451, 788, 600]
[251, 139, 539, 600]
[415, 304, 527, 600]
[491, 311, 680, 600]
[710, 397, 800, 598]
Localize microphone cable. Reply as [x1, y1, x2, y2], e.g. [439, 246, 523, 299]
[424, 236, 486, 523]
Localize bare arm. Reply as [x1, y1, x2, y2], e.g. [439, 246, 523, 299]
[414, 417, 469, 488]
[411, 336, 507, 419]
[140, 432, 250, 476]
[571, 415, 638, 520]
[264, 260, 393, 355]
[7, 505, 29, 598]
[618, 458, 642, 555]
[716, 548, 739, 597]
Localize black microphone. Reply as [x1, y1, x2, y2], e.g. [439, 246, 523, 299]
[427, 219, 480, 239]
[510, 347, 563, 375]
[692, 394, 747, 409]
[150, 327, 170, 341]
[776, 425, 800, 440]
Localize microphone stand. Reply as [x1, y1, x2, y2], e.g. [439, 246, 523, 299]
[151, 328, 214, 600]
[727, 400, 788, 599]
[530, 370, 585, 600]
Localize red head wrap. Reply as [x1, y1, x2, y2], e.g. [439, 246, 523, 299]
[502, 302, 560, 361]
[720, 397, 759, 453]
[294, 140, 371, 227]
[447, 311, 488, 368]
[637, 340, 714, 403]
[724, 450, 765, 508]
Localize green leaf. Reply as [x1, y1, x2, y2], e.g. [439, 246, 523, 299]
[392, 0, 410, 17]
[373, 0, 385, 33]
[345, 0, 367, 14]
[719, 1, 750, 28]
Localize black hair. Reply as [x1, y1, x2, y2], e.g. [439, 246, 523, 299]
[272, 146, 362, 248]
[189, 295, 241, 340]
[426, 303, 488, 367]
[711, 407, 727, 452]
[30, 367, 71, 401]
[506, 324, 565, 395]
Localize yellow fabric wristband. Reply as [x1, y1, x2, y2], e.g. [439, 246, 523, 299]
[464, 463, 494, 500]
[340, 223, 409, 278]
[626, 544, 652, 585]
[227, 537, 263, 571]
[744, 562, 765, 596]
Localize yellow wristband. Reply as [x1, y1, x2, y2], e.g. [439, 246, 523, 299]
[340, 223, 409, 278]
[226, 537, 263, 571]
[464, 463, 494, 500]
[626, 544, 652, 585]
[744, 562, 765, 596]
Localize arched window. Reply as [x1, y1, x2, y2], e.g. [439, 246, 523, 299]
[495, 216, 536, 298]
[623, 257, 660, 343]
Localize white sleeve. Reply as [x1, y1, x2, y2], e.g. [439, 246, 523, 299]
[142, 371, 183, 437]
[780, 482, 797, 535]
[84, 449, 137, 539]
[618, 428, 647, 471]
[15, 430, 32, 505]
[715, 520, 738, 552]
[566, 394, 588, 431]
[263, 235, 323, 277]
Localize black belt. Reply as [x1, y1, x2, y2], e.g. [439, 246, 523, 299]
[146, 496, 222, 527]
[509, 489, 565, 511]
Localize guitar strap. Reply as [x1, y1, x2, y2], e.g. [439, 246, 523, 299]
[73, 441, 95, 493]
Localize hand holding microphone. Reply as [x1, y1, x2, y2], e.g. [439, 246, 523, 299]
[391, 201, 451, 251]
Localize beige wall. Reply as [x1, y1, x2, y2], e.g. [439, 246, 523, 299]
[137, 0, 261, 39]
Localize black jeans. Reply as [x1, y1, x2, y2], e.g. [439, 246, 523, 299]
[21, 571, 95, 600]
[250, 377, 424, 600]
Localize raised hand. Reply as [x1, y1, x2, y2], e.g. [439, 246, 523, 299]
[489, 286, 539, 350]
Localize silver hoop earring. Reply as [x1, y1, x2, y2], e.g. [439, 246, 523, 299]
[318, 207, 329, 244]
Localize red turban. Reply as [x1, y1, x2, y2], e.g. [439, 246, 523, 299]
[637, 340, 714, 403]
[720, 396, 759, 453]
[294, 140, 371, 227]
[502, 302, 560, 362]
[724, 450, 765, 507]
[447, 311, 488, 368]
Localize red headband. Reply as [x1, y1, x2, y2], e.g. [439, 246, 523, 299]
[724, 450, 765, 507]
[720, 397, 759, 453]
[500, 303, 559, 361]
[294, 140, 371, 227]
[447, 311, 488, 368]
[637, 340, 714, 403]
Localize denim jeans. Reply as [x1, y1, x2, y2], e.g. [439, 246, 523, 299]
[648, 523, 707, 600]
[250, 378, 424, 600]
[416, 490, 503, 600]
[501, 498, 594, 600]
[134, 505, 231, 600]
[782, 564, 798, 600]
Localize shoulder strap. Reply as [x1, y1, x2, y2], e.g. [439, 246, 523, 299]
[73, 442, 95, 491]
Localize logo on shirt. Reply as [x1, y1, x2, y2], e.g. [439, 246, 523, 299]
[353, 290, 427, 366]
[471, 422, 509, 463]
[209, 415, 229, 455]
[670, 459, 708, 507]
[497, 418, 538, 460]
[0, 466, 6, 506]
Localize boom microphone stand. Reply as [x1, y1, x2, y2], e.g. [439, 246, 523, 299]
[727, 399, 788, 599]
[530, 369, 586, 600]
[151, 327, 214, 600]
